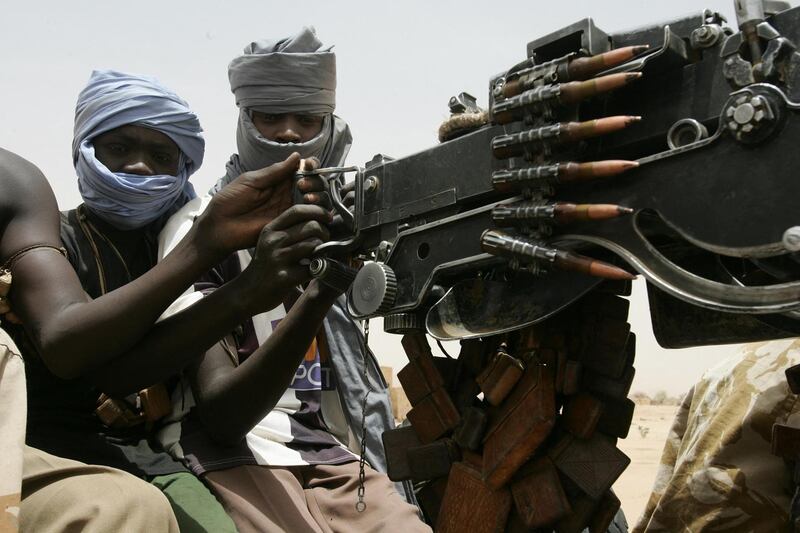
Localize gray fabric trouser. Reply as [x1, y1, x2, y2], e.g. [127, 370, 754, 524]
[205, 461, 430, 533]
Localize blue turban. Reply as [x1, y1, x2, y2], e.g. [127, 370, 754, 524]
[73, 70, 205, 230]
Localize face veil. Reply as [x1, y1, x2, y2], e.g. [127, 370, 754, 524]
[73, 70, 204, 230]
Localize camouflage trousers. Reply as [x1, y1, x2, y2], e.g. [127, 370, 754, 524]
[635, 339, 800, 532]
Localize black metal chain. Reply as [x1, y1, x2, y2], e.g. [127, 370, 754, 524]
[356, 319, 371, 513]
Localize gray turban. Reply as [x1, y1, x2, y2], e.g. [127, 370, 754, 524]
[228, 26, 336, 114]
[214, 27, 352, 193]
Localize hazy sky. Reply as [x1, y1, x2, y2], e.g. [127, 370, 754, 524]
[0, 0, 778, 395]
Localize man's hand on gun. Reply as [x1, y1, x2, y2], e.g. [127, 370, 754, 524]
[241, 204, 333, 313]
[191, 153, 327, 257]
[221, 154, 341, 309]
[295, 158, 356, 296]
[295, 157, 332, 209]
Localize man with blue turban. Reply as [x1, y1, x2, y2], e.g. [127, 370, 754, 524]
[13, 69, 334, 531]
[158, 28, 431, 532]
[72, 70, 205, 230]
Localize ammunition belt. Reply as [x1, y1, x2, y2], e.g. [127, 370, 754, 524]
[385, 280, 634, 531]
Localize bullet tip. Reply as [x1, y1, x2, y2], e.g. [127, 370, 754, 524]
[618, 206, 635, 214]
[592, 264, 637, 281]
[588, 260, 638, 281]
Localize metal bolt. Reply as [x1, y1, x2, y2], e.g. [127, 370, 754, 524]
[725, 93, 775, 141]
[364, 176, 379, 193]
[784, 227, 800, 252]
[690, 24, 723, 49]
[733, 102, 755, 124]
[493, 79, 505, 98]
[376, 240, 392, 261]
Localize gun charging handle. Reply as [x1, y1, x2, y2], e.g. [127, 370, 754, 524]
[309, 257, 359, 294]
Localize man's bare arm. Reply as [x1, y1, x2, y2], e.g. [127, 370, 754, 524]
[0, 149, 321, 382]
[86, 204, 331, 395]
[189, 280, 342, 445]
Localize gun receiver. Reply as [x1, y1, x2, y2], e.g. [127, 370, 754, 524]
[312, 4, 800, 346]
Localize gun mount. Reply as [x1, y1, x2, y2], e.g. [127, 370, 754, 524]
[311, 2, 800, 347]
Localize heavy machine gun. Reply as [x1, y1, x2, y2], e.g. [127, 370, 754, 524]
[306, 2, 800, 531]
[310, 0, 800, 349]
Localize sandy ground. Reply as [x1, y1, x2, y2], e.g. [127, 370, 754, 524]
[614, 404, 680, 527]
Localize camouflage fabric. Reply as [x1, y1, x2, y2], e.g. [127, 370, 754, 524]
[635, 339, 800, 532]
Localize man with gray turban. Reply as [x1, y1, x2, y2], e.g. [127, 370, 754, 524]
[213, 26, 352, 192]
[158, 28, 430, 532]
[13, 69, 334, 531]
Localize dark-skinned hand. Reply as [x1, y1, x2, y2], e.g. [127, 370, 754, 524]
[192, 155, 332, 258]
[340, 179, 355, 209]
[194, 153, 301, 258]
[240, 204, 332, 314]
[295, 157, 332, 209]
